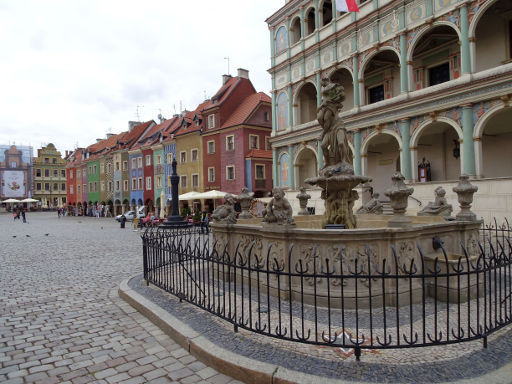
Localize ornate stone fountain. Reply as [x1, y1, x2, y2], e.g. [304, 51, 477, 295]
[304, 77, 370, 228]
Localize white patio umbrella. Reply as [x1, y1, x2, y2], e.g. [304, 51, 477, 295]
[2, 198, 21, 203]
[196, 190, 230, 199]
[20, 198, 39, 203]
[178, 191, 203, 201]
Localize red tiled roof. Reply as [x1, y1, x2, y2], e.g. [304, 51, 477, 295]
[120, 121, 154, 148]
[245, 149, 272, 159]
[221, 92, 271, 129]
[173, 102, 208, 137]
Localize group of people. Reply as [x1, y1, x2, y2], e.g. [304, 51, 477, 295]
[12, 207, 27, 223]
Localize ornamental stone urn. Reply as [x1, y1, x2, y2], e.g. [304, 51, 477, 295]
[237, 186, 254, 219]
[384, 172, 414, 228]
[296, 186, 311, 215]
[453, 174, 478, 221]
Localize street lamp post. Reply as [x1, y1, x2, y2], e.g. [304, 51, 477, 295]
[162, 157, 188, 227]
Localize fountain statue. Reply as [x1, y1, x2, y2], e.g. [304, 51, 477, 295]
[417, 186, 452, 217]
[262, 187, 295, 226]
[212, 194, 237, 224]
[357, 192, 384, 214]
[305, 77, 370, 228]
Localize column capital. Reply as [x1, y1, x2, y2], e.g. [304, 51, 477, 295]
[461, 103, 473, 109]
[399, 118, 410, 123]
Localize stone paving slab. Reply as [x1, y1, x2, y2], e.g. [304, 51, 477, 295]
[0, 212, 237, 384]
[122, 272, 512, 384]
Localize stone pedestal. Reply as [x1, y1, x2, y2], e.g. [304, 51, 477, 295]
[237, 187, 254, 219]
[385, 172, 414, 228]
[296, 187, 311, 215]
[306, 173, 370, 228]
[453, 174, 478, 221]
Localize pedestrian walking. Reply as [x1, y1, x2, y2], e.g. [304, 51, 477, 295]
[200, 209, 210, 234]
[21, 209, 26, 223]
[57, 208, 61, 218]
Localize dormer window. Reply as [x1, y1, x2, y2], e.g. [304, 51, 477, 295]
[208, 115, 215, 128]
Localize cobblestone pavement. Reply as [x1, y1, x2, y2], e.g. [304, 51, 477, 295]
[0, 212, 239, 384]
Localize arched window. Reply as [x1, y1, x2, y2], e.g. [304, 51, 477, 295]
[296, 83, 317, 124]
[306, 8, 316, 35]
[321, 0, 333, 26]
[290, 17, 302, 45]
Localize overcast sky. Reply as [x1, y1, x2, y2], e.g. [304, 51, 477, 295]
[0, 0, 282, 155]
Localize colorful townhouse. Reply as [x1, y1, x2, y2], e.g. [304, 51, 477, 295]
[33, 143, 68, 208]
[65, 148, 84, 213]
[201, 69, 273, 198]
[174, 106, 207, 211]
[128, 121, 155, 211]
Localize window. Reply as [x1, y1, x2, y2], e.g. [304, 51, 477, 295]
[70, 185, 74, 194]
[54, 183, 58, 192]
[137, 157, 142, 168]
[132, 178, 137, 190]
[107, 163, 112, 173]
[249, 135, 259, 149]
[108, 181, 113, 192]
[36, 183, 41, 191]
[36, 169, 41, 177]
[53, 170, 58, 177]
[77, 169, 81, 178]
[44, 169, 49, 177]
[265, 137, 271, 150]
[208, 114, 215, 128]
[368, 84, 385, 104]
[156, 176, 162, 188]
[115, 162, 120, 171]
[100, 163, 104, 174]
[264, 111, 270, 121]
[167, 153, 173, 163]
[255, 164, 265, 179]
[180, 175, 187, 188]
[192, 174, 199, 188]
[156, 155, 162, 165]
[123, 161, 128, 171]
[124, 180, 129, 191]
[180, 151, 186, 163]
[77, 185, 81, 194]
[207, 140, 215, 154]
[83, 184, 86, 193]
[167, 175, 171, 187]
[61, 183, 65, 191]
[61, 170, 66, 178]
[70, 170, 73, 178]
[62, 197, 66, 204]
[226, 165, 235, 180]
[45, 183, 50, 191]
[131, 158, 136, 169]
[101, 181, 105, 192]
[191, 149, 198, 162]
[208, 167, 215, 182]
[428, 62, 450, 86]
[93, 165, 97, 174]
[52, 158, 56, 164]
[11, 161, 17, 168]
[116, 180, 120, 190]
[145, 177, 152, 190]
[44, 158, 49, 164]
[226, 135, 234, 151]
[138, 177, 143, 190]
[145, 155, 151, 166]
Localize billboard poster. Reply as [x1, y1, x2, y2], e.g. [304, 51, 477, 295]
[0, 145, 32, 165]
[2, 170, 26, 198]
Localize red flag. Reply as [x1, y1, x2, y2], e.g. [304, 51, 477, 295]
[336, 0, 360, 12]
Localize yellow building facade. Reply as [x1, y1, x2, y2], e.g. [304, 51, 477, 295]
[33, 143, 67, 208]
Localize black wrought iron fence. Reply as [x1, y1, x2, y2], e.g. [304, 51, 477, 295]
[142, 221, 512, 360]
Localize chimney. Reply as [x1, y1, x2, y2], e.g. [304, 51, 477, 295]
[128, 121, 139, 131]
[222, 74, 232, 85]
[106, 133, 115, 139]
[237, 68, 249, 79]
[96, 138, 102, 143]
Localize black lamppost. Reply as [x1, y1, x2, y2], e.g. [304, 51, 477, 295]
[162, 156, 188, 227]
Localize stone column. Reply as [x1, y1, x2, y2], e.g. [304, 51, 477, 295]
[317, 140, 324, 170]
[316, 72, 322, 107]
[300, 6, 306, 51]
[287, 86, 294, 127]
[354, 129, 362, 176]
[271, 91, 277, 134]
[270, 28, 276, 68]
[352, 56, 360, 107]
[272, 149, 278, 188]
[399, 119, 412, 181]
[288, 145, 295, 189]
[400, 33, 408, 93]
[462, 104, 476, 176]
[460, 4, 471, 75]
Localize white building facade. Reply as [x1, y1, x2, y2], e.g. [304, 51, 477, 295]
[267, 0, 512, 222]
